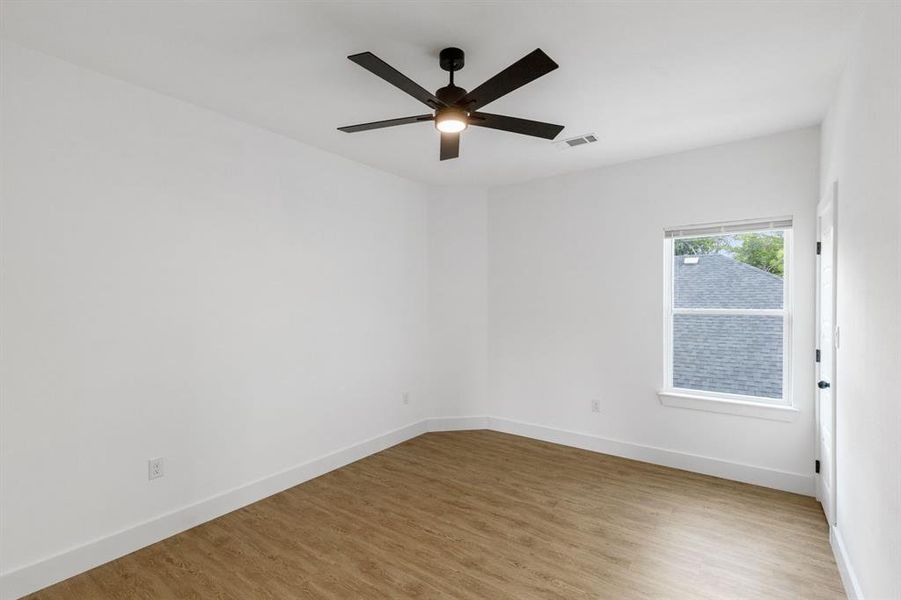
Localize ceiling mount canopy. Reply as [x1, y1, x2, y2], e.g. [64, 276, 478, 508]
[338, 47, 565, 161]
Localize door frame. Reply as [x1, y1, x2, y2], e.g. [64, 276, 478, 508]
[815, 180, 838, 524]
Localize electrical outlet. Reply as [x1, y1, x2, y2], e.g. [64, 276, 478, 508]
[148, 457, 164, 480]
[402, 392, 410, 405]
[591, 400, 601, 413]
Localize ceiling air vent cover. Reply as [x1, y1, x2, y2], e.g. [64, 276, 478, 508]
[555, 133, 599, 150]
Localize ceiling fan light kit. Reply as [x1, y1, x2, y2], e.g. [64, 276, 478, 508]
[435, 108, 468, 133]
[338, 46, 564, 161]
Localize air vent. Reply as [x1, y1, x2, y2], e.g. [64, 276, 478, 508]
[555, 133, 599, 150]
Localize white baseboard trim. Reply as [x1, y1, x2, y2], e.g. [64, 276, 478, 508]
[831, 525, 863, 600]
[1, 414, 815, 599]
[426, 415, 490, 431]
[485, 416, 815, 496]
[0, 419, 431, 600]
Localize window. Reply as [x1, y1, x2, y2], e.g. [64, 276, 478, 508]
[660, 218, 794, 417]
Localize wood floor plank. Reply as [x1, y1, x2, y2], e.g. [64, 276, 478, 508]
[24, 431, 845, 599]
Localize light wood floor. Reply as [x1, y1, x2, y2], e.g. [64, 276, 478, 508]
[26, 431, 844, 599]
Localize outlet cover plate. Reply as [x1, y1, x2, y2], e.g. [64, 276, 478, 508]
[148, 457, 164, 480]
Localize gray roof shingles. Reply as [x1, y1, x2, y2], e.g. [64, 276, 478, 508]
[673, 254, 784, 399]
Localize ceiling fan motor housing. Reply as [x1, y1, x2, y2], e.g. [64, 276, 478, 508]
[436, 84, 467, 104]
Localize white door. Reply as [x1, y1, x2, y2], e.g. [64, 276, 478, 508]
[816, 182, 838, 525]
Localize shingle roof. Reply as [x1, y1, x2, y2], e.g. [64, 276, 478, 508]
[673, 254, 784, 399]
[674, 253, 783, 309]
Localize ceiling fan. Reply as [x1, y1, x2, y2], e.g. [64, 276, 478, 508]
[338, 47, 564, 161]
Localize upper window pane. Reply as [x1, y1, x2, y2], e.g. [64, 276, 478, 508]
[673, 231, 784, 309]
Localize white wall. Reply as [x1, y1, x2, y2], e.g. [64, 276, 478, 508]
[485, 128, 820, 484]
[0, 41, 432, 577]
[819, 4, 901, 598]
[427, 187, 488, 417]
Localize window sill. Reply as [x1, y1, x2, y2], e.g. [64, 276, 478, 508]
[657, 390, 799, 422]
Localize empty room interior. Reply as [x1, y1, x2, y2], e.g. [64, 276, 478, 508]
[1, 1, 900, 599]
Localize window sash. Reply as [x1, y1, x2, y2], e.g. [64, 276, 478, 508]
[672, 308, 784, 316]
[662, 227, 792, 406]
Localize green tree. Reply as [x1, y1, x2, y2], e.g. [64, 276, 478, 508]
[733, 233, 784, 276]
[674, 236, 727, 256]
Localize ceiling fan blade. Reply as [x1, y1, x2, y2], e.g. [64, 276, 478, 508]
[468, 112, 564, 140]
[456, 49, 558, 112]
[338, 114, 434, 133]
[348, 52, 446, 110]
[440, 132, 460, 161]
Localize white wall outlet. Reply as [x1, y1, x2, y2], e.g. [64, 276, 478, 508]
[148, 457, 164, 480]
[591, 399, 601, 413]
[402, 392, 410, 405]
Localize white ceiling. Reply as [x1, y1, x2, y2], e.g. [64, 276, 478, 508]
[1, 1, 863, 186]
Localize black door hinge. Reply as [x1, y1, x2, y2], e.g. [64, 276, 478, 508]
[815, 460, 821, 474]
[816, 241, 822, 255]
[816, 349, 821, 363]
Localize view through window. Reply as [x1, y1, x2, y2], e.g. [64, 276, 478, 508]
[665, 224, 790, 403]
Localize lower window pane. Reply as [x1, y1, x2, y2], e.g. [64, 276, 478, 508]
[673, 314, 783, 399]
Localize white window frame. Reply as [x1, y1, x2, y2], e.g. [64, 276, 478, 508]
[658, 219, 798, 422]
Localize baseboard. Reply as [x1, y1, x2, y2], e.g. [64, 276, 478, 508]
[0, 419, 431, 600]
[426, 415, 490, 431]
[831, 525, 864, 600]
[0, 414, 815, 599]
[485, 416, 815, 496]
